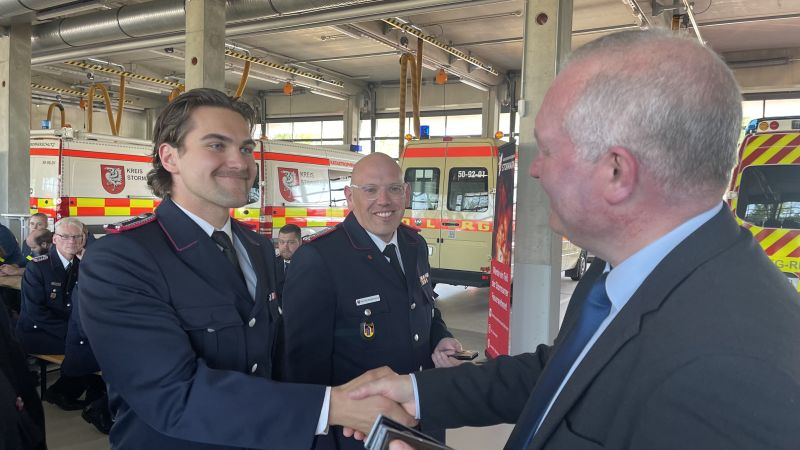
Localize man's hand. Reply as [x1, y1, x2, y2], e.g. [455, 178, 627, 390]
[389, 440, 417, 450]
[340, 367, 419, 441]
[330, 367, 417, 436]
[431, 337, 465, 368]
[0, 264, 23, 276]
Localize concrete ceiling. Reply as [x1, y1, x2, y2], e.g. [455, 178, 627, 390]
[14, 0, 800, 110]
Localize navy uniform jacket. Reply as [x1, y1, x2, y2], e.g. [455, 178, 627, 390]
[0, 225, 23, 267]
[16, 245, 77, 355]
[282, 213, 452, 449]
[79, 197, 324, 450]
[61, 286, 98, 376]
[274, 255, 288, 297]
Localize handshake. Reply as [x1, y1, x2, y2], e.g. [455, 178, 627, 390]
[329, 366, 417, 440]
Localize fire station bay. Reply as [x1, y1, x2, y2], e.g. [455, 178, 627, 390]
[1, 1, 800, 449]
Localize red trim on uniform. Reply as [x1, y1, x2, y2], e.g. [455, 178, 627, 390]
[764, 230, 800, 256]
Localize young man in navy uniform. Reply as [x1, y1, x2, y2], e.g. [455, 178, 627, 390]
[16, 217, 103, 410]
[282, 152, 464, 450]
[78, 88, 414, 449]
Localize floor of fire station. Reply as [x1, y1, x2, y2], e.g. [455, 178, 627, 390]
[43, 278, 579, 450]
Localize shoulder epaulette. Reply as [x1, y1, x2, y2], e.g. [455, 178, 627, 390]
[31, 254, 49, 262]
[303, 225, 338, 243]
[105, 213, 157, 234]
[400, 222, 422, 233]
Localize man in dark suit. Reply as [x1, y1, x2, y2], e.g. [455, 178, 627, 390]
[348, 30, 800, 450]
[282, 152, 464, 450]
[79, 88, 413, 450]
[275, 223, 302, 297]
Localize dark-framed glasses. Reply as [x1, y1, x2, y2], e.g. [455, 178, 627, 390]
[56, 233, 84, 242]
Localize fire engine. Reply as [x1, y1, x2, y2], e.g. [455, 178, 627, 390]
[29, 128, 362, 239]
[727, 117, 800, 292]
[400, 136, 586, 287]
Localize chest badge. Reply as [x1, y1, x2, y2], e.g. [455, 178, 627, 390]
[50, 289, 57, 300]
[361, 321, 375, 340]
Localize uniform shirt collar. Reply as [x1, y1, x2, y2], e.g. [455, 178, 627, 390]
[55, 248, 72, 269]
[365, 229, 398, 253]
[605, 203, 723, 312]
[173, 200, 233, 240]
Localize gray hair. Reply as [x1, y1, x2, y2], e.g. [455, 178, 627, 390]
[563, 30, 742, 195]
[54, 217, 85, 234]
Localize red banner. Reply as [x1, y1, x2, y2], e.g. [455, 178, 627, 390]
[486, 142, 516, 358]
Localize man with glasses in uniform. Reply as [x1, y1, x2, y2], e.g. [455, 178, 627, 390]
[17, 217, 103, 411]
[282, 152, 464, 450]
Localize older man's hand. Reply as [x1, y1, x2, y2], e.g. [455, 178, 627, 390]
[329, 367, 417, 437]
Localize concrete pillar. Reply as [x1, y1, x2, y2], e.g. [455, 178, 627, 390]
[510, 0, 573, 355]
[0, 23, 32, 227]
[483, 86, 502, 138]
[343, 93, 361, 149]
[185, 0, 226, 91]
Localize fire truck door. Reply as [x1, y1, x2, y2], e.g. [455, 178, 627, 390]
[404, 163, 444, 269]
[439, 156, 494, 274]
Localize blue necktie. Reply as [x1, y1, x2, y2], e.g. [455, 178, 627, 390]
[519, 272, 611, 448]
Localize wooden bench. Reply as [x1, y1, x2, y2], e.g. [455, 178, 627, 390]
[31, 354, 65, 395]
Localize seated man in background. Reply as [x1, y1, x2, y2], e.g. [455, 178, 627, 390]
[0, 230, 52, 278]
[21, 213, 50, 264]
[16, 217, 103, 411]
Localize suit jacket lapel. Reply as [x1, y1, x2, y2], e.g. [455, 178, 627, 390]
[232, 222, 270, 318]
[398, 229, 418, 292]
[342, 213, 406, 290]
[155, 198, 251, 306]
[530, 208, 743, 449]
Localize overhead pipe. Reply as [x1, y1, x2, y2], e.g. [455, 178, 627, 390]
[87, 84, 117, 135]
[0, 0, 75, 20]
[115, 75, 126, 133]
[46, 102, 65, 127]
[398, 53, 421, 151]
[233, 61, 251, 100]
[31, 0, 389, 53]
[168, 85, 185, 102]
[31, 0, 510, 64]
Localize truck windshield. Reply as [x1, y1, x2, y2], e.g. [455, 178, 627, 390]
[736, 165, 800, 230]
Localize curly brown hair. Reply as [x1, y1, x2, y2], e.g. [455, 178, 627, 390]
[147, 88, 256, 198]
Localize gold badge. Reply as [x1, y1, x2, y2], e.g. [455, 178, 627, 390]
[361, 321, 375, 340]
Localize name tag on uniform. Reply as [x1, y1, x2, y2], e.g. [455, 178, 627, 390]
[356, 295, 381, 306]
[50, 282, 62, 287]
